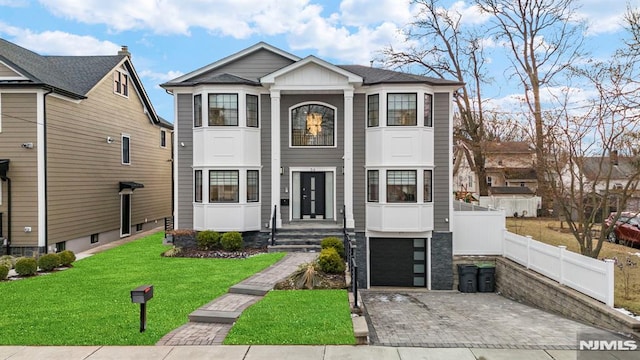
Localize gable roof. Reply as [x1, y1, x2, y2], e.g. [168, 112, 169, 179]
[261, 55, 363, 85]
[580, 156, 639, 181]
[485, 141, 534, 154]
[0, 38, 161, 125]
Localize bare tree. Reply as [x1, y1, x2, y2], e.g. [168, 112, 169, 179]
[381, 0, 492, 195]
[476, 0, 585, 214]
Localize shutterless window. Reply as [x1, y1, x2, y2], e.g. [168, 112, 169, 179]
[193, 94, 202, 128]
[160, 129, 166, 148]
[367, 170, 379, 202]
[291, 104, 335, 146]
[247, 170, 259, 202]
[209, 170, 239, 202]
[424, 93, 433, 127]
[424, 170, 433, 202]
[387, 170, 417, 203]
[194, 170, 202, 203]
[121, 135, 130, 165]
[367, 94, 379, 127]
[387, 93, 417, 126]
[114, 71, 128, 97]
[209, 94, 238, 126]
[246, 94, 259, 128]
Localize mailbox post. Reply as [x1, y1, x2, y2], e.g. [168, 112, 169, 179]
[130, 285, 153, 332]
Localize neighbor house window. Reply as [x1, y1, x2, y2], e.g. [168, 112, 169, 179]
[194, 170, 202, 203]
[368, 170, 379, 202]
[368, 94, 379, 127]
[424, 93, 433, 127]
[487, 176, 492, 187]
[121, 135, 130, 165]
[194, 94, 202, 128]
[209, 94, 238, 126]
[387, 170, 417, 202]
[114, 70, 128, 97]
[387, 93, 416, 126]
[247, 170, 259, 202]
[291, 104, 335, 146]
[160, 129, 167, 148]
[424, 170, 432, 202]
[246, 94, 259, 128]
[209, 170, 239, 202]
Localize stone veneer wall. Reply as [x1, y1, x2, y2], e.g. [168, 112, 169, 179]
[354, 232, 367, 289]
[431, 232, 453, 290]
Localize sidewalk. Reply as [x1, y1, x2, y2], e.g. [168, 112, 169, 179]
[0, 345, 582, 360]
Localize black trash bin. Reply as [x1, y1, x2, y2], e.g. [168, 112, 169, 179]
[457, 264, 478, 293]
[477, 263, 496, 292]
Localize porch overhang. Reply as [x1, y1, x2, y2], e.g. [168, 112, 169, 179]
[119, 181, 144, 192]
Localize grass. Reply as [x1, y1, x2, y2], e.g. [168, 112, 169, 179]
[507, 217, 640, 314]
[224, 290, 355, 345]
[0, 232, 285, 345]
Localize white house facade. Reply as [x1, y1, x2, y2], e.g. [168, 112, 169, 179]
[161, 43, 462, 289]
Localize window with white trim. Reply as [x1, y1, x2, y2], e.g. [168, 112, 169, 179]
[368, 170, 379, 202]
[121, 135, 130, 165]
[114, 70, 128, 97]
[194, 170, 202, 203]
[291, 104, 335, 146]
[387, 93, 417, 126]
[387, 170, 417, 202]
[160, 129, 167, 148]
[209, 170, 239, 202]
[424, 93, 433, 127]
[424, 170, 433, 202]
[367, 94, 379, 127]
[247, 170, 259, 202]
[194, 94, 202, 128]
[208, 94, 238, 126]
[246, 94, 259, 128]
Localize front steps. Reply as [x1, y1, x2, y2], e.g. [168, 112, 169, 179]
[267, 225, 350, 253]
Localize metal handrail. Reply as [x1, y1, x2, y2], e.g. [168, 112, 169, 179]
[342, 204, 358, 309]
[270, 205, 277, 246]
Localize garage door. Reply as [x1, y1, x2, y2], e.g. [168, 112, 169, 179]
[370, 238, 427, 287]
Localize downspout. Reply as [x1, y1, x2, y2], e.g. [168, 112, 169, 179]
[4, 178, 10, 255]
[43, 88, 53, 253]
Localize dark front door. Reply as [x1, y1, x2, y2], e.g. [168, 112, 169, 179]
[300, 172, 325, 219]
[121, 193, 131, 236]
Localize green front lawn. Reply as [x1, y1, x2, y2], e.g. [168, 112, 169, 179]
[0, 232, 285, 345]
[224, 290, 355, 345]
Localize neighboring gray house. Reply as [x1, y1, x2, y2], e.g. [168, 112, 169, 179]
[161, 42, 462, 289]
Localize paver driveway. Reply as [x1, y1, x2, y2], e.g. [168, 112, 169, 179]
[361, 290, 617, 349]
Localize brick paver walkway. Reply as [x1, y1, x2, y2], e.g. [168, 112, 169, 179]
[156, 252, 317, 346]
[361, 290, 614, 349]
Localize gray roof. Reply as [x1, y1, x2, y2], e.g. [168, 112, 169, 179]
[176, 72, 260, 87]
[337, 65, 463, 86]
[0, 38, 124, 98]
[581, 156, 640, 181]
[489, 186, 535, 195]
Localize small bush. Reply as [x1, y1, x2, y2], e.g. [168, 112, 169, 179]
[196, 230, 221, 250]
[0, 264, 8, 280]
[0, 258, 13, 270]
[318, 247, 345, 274]
[14, 257, 37, 276]
[38, 253, 61, 272]
[0, 255, 15, 268]
[163, 247, 182, 257]
[221, 232, 243, 251]
[290, 262, 321, 289]
[321, 237, 345, 258]
[58, 250, 76, 266]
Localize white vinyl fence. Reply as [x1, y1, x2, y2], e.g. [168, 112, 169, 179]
[452, 205, 615, 307]
[479, 196, 541, 217]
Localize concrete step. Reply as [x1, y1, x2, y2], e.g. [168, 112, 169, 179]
[274, 238, 323, 246]
[268, 244, 321, 253]
[228, 283, 273, 296]
[188, 309, 241, 324]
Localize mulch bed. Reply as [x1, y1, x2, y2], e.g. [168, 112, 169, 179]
[163, 247, 268, 259]
[274, 272, 347, 290]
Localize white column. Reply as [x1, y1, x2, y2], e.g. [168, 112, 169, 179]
[270, 90, 282, 227]
[37, 90, 46, 249]
[344, 89, 355, 228]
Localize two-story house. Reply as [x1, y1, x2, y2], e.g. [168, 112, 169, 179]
[161, 42, 462, 289]
[0, 38, 173, 255]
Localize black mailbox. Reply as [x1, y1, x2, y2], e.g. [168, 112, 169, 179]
[131, 284, 153, 304]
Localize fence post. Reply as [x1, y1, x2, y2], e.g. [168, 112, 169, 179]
[604, 259, 615, 307]
[501, 228, 507, 257]
[526, 235, 532, 269]
[558, 246, 566, 285]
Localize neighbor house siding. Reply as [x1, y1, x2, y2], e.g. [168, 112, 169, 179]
[0, 92, 38, 247]
[260, 94, 272, 227]
[433, 92, 451, 232]
[353, 94, 366, 231]
[176, 93, 194, 229]
[279, 94, 344, 223]
[46, 71, 172, 243]
[0, 63, 19, 77]
[192, 49, 295, 82]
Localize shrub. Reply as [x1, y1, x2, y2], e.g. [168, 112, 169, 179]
[318, 247, 345, 274]
[0, 264, 8, 280]
[290, 262, 321, 289]
[58, 250, 76, 266]
[162, 247, 182, 257]
[14, 257, 37, 276]
[221, 232, 243, 251]
[196, 230, 221, 250]
[0, 258, 13, 270]
[38, 253, 61, 272]
[0, 255, 15, 268]
[321, 237, 345, 258]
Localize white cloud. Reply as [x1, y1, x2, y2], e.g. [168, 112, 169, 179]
[447, 1, 491, 26]
[139, 69, 184, 83]
[574, 0, 628, 36]
[0, 21, 120, 55]
[0, 0, 28, 6]
[339, 0, 413, 27]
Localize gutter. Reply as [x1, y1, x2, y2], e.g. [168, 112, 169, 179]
[43, 87, 53, 253]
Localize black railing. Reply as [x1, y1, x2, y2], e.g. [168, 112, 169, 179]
[270, 205, 277, 246]
[164, 216, 174, 237]
[342, 205, 358, 309]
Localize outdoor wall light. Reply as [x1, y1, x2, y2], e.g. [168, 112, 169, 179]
[21, 142, 34, 149]
[106, 136, 114, 144]
[280, 166, 284, 175]
[180, 142, 185, 147]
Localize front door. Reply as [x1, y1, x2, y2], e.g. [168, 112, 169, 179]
[121, 193, 131, 236]
[300, 172, 325, 219]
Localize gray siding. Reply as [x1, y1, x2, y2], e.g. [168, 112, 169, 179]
[176, 93, 194, 229]
[192, 49, 295, 83]
[0, 63, 18, 77]
[280, 94, 344, 223]
[433, 92, 450, 232]
[260, 94, 272, 227]
[353, 94, 366, 231]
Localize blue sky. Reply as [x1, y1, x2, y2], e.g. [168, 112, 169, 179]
[0, 0, 634, 121]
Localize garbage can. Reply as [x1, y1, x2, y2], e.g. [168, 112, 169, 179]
[457, 264, 478, 293]
[476, 263, 496, 292]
